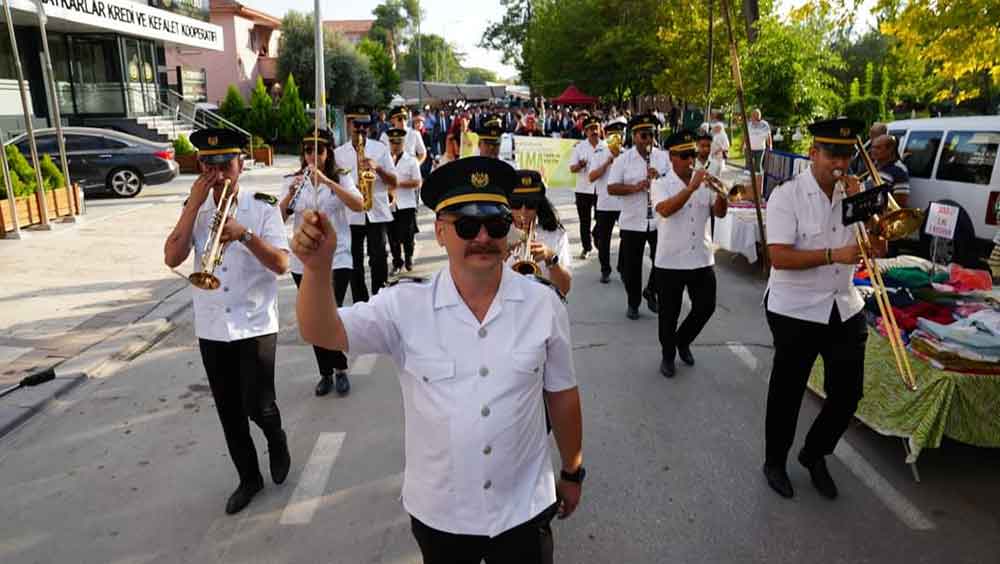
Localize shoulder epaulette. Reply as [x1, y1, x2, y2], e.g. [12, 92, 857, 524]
[254, 192, 278, 205]
[525, 274, 567, 303]
[386, 275, 428, 287]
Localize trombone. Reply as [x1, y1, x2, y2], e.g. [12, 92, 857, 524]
[188, 178, 235, 290]
[846, 136, 924, 391]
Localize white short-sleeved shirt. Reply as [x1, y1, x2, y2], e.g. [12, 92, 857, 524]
[711, 132, 730, 161]
[588, 145, 621, 211]
[380, 126, 427, 160]
[608, 146, 669, 232]
[765, 169, 865, 324]
[334, 139, 397, 225]
[191, 189, 289, 342]
[391, 152, 422, 210]
[748, 120, 771, 150]
[570, 139, 602, 194]
[504, 225, 573, 279]
[338, 267, 576, 538]
[652, 171, 719, 270]
[279, 174, 359, 273]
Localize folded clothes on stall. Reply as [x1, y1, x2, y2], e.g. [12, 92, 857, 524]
[908, 339, 1000, 375]
[882, 267, 950, 289]
[917, 318, 1000, 357]
[967, 309, 1000, 336]
[948, 263, 993, 292]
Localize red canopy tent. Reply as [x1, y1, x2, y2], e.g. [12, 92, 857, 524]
[550, 84, 598, 105]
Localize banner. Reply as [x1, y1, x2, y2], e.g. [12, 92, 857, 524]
[513, 136, 579, 189]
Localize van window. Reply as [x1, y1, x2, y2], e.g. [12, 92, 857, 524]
[888, 129, 907, 162]
[936, 131, 999, 185]
[903, 131, 942, 178]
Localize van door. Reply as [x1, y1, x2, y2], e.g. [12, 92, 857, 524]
[937, 130, 1000, 240]
[902, 130, 944, 212]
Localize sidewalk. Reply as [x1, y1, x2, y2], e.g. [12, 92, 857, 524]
[0, 158, 297, 436]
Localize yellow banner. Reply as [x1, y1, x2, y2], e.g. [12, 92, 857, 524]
[460, 131, 479, 157]
[513, 136, 580, 189]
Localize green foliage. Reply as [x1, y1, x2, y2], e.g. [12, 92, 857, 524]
[246, 76, 276, 141]
[40, 154, 64, 190]
[251, 135, 269, 149]
[1, 148, 26, 199]
[843, 95, 883, 130]
[357, 38, 400, 106]
[277, 74, 310, 145]
[480, 0, 533, 84]
[464, 67, 499, 85]
[369, 0, 421, 66]
[863, 62, 875, 97]
[399, 33, 466, 83]
[849, 78, 860, 101]
[219, 85, 246, 128]
[173, 134, 197, 156]
[4, 144, 38, 196]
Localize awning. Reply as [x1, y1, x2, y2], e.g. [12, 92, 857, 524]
[551, 84, 598, 106]
[399, 81, 507, 104]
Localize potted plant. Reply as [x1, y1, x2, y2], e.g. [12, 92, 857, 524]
[251, 135, 273, 166]
[173, 134, 199, 173]
[1, 146, 77, 232]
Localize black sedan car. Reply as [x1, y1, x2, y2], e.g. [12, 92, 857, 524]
[6, 127, 179, 198]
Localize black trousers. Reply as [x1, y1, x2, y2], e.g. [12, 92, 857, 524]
[199, 334, 282, 486]
[388, 207, 417, 268]
[764, 305, 867, 466]
[655, 266, 717, 363]
[292, 270, 351, 374]
[410, 503, 558, 564]
[350, 220, 388, 302]
[594, 210, 620, 275]
[619, 229, 657, 309]
[575, 193, 597, 253]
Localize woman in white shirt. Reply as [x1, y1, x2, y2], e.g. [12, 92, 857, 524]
[278, 129, 363, 397]
[506, 170, 573, 296]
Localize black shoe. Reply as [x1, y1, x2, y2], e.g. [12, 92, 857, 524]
[225, 478, 263, 515]
[762, 464, 794, 499]
[660, 360, 676, 378]
[315, 374, 333, 397]
[678, 345, 695, 366]
[390, 265, 402, 277]
[626, 307, 640, 320]
[268, 430, 291, 485]
[643, 287, 658, 314]
[405, 259, 413, 272]
[600, 273, 611, 284]
[799, 451, 838, 499]
[578, 250, 589, 260]
[335, 371, 351, 396]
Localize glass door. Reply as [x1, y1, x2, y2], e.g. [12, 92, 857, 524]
[123, 39, 158, 115]
[69, 36, 125, 115]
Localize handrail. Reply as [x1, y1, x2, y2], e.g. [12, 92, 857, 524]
[125, 85, 252, 141]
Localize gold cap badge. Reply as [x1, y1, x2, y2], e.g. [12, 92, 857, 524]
[840, 127, 851, 137]
[470, 172, 489, 188]
[207, 136, 219, 146]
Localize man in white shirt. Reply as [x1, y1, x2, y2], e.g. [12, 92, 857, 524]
[590, 120, 625, 283]
[609, 113, 670, 320]
[163, 129, 291, 515]
[762, 118, 881, 501]
[386, 128, 423, 275]
[747, 109, 772, 195]
[651, 131, 728, 378]
[569, 116, 604, 260]
[380, 106, 427, 165]
[335, 104, 398, 302]
[694, 132, 714, 174]
[292, 157, 584, 562]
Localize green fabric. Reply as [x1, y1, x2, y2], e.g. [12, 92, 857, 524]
[882, 266, 949, 288]
[809, 332, 1000, 463]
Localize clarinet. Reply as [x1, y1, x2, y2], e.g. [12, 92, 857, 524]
[286, 169, 310, 214]
[640, 148, 655, 220]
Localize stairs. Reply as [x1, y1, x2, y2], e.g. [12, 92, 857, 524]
[134, 115, 196, 141]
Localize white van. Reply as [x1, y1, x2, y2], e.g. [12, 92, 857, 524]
[888, 116, 1000, 260]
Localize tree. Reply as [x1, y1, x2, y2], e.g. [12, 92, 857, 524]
[480, 0, 534, 85]
[399, 33, 465, 83]
[245, 76, 275, 141]
[277, 74, 310, 144]
[464, 67, 499, 85]
[219, 85, 246, 128]
[357, 38, 400, 105]
[369, 0, 421, 67]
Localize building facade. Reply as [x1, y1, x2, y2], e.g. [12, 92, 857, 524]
[323, 19, 372, 46]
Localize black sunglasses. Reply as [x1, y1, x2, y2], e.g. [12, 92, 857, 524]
[441, 215, 512, 240]
[510, 199, 538, 210]
[636, 130, 652, 139]
[304, 145, 327, 155]
[675, 151, 696, 160]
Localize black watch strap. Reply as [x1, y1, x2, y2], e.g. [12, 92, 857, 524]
[560, 466, 586, 484]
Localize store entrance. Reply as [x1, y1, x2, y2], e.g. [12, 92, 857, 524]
[123, 38, 159, 116]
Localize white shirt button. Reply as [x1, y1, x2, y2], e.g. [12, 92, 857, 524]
[481, 406, 490, 417]
[478, 328, 487, 338]
[483, 480, 492, 490]
[479, 366, 489, 377]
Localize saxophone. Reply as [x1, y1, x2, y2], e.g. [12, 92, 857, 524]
[354, 130, 376, 211]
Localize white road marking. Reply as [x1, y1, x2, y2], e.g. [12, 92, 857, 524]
[350, 354, 377, 376]
[280, 432, 346, 525]
[834, 440, 935, 530]
[0, 345, 32, 365]
[727, 343, 759, 372]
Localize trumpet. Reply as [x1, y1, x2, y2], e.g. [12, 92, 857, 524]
[607, 132, 623, 156]
[510, 219, 542, 276]
[700, 171, 732, 200]
[354, 131, 376, 211]
[189, 178, 235, 290]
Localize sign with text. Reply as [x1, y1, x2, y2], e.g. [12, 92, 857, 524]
[11, 0, 223, 51]
[842, 188, 886, 226]
[514, 136, 578, 188]
[925, 202, 959, 240]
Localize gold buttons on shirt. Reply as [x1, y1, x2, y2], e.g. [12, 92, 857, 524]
[483, 480, 492, 490]
[483, 445, 492, 455]
[479, 366, 489, 377]
[481, 406, 490, 417]
[225, 307, 231, 313]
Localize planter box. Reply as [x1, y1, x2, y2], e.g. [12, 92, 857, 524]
[252, 147, 273, 166]
[1, 186, 79, 233]
[174, 153, 200, 174]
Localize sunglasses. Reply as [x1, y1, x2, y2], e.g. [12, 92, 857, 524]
[636, 131, 652, 139]
[441, 215, 512, 240]
[304, 145, 327, 155]
[510, 199, 538, 210]
[675, 151, 696, 160]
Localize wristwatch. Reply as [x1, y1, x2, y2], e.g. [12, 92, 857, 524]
[546, 253, 560, 267]
[239, 228, 254, 244]
[560, 466, 586, 484]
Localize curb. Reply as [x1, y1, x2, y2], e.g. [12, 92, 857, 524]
[0, 282, 191, 440]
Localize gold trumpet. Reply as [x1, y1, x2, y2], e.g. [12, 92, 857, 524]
[353, 130, 376, 211]
[511, 219, 542, 276]
[607, 132, 623, 156]
[189, 178, 235, 290]
[701, 172, 732, 200]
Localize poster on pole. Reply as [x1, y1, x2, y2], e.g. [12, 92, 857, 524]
[513, 136, 579, 189]
[925, 202, 959, 240]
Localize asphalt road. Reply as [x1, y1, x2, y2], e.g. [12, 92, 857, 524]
[1, 163, 998, 563]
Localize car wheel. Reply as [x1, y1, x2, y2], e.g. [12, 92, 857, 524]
[107, 168, 143, 198]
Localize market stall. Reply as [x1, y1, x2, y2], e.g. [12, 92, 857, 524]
[714, 202, 766, 263]
[809, 255, 1000, 478]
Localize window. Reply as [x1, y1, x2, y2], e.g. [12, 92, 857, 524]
[0, 33, 15, 80]
[888, 129, 907, 162]
[16, 136, 58, 156]
[103, 138, 128, 149]
[903, 131, 942, 178]
[936, 131, 1000, 185]
[64, 135, 105, 152]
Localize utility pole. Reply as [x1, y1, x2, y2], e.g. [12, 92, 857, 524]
[706, 0, 715, 127]
[417, 3, 423, 110]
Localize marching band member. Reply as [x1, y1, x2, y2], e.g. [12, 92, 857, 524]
[762, 118, 876, 500]
[335, 104, 398, 302]
[279, 128, 363, 397]
[506, 169, 574, 296]
[163, 129, 291, 515]
[386, 128, 423, 275]
[476, 122, 504, 159]
[590, 120, 625, 283]
[569, 116, 604, 260]
[380, 106, 428, 165]
[293, 157, 584, 562]
[608, 113, 669, 320]
[651, 130, 728, 378]
[694, 132, 715, 174]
